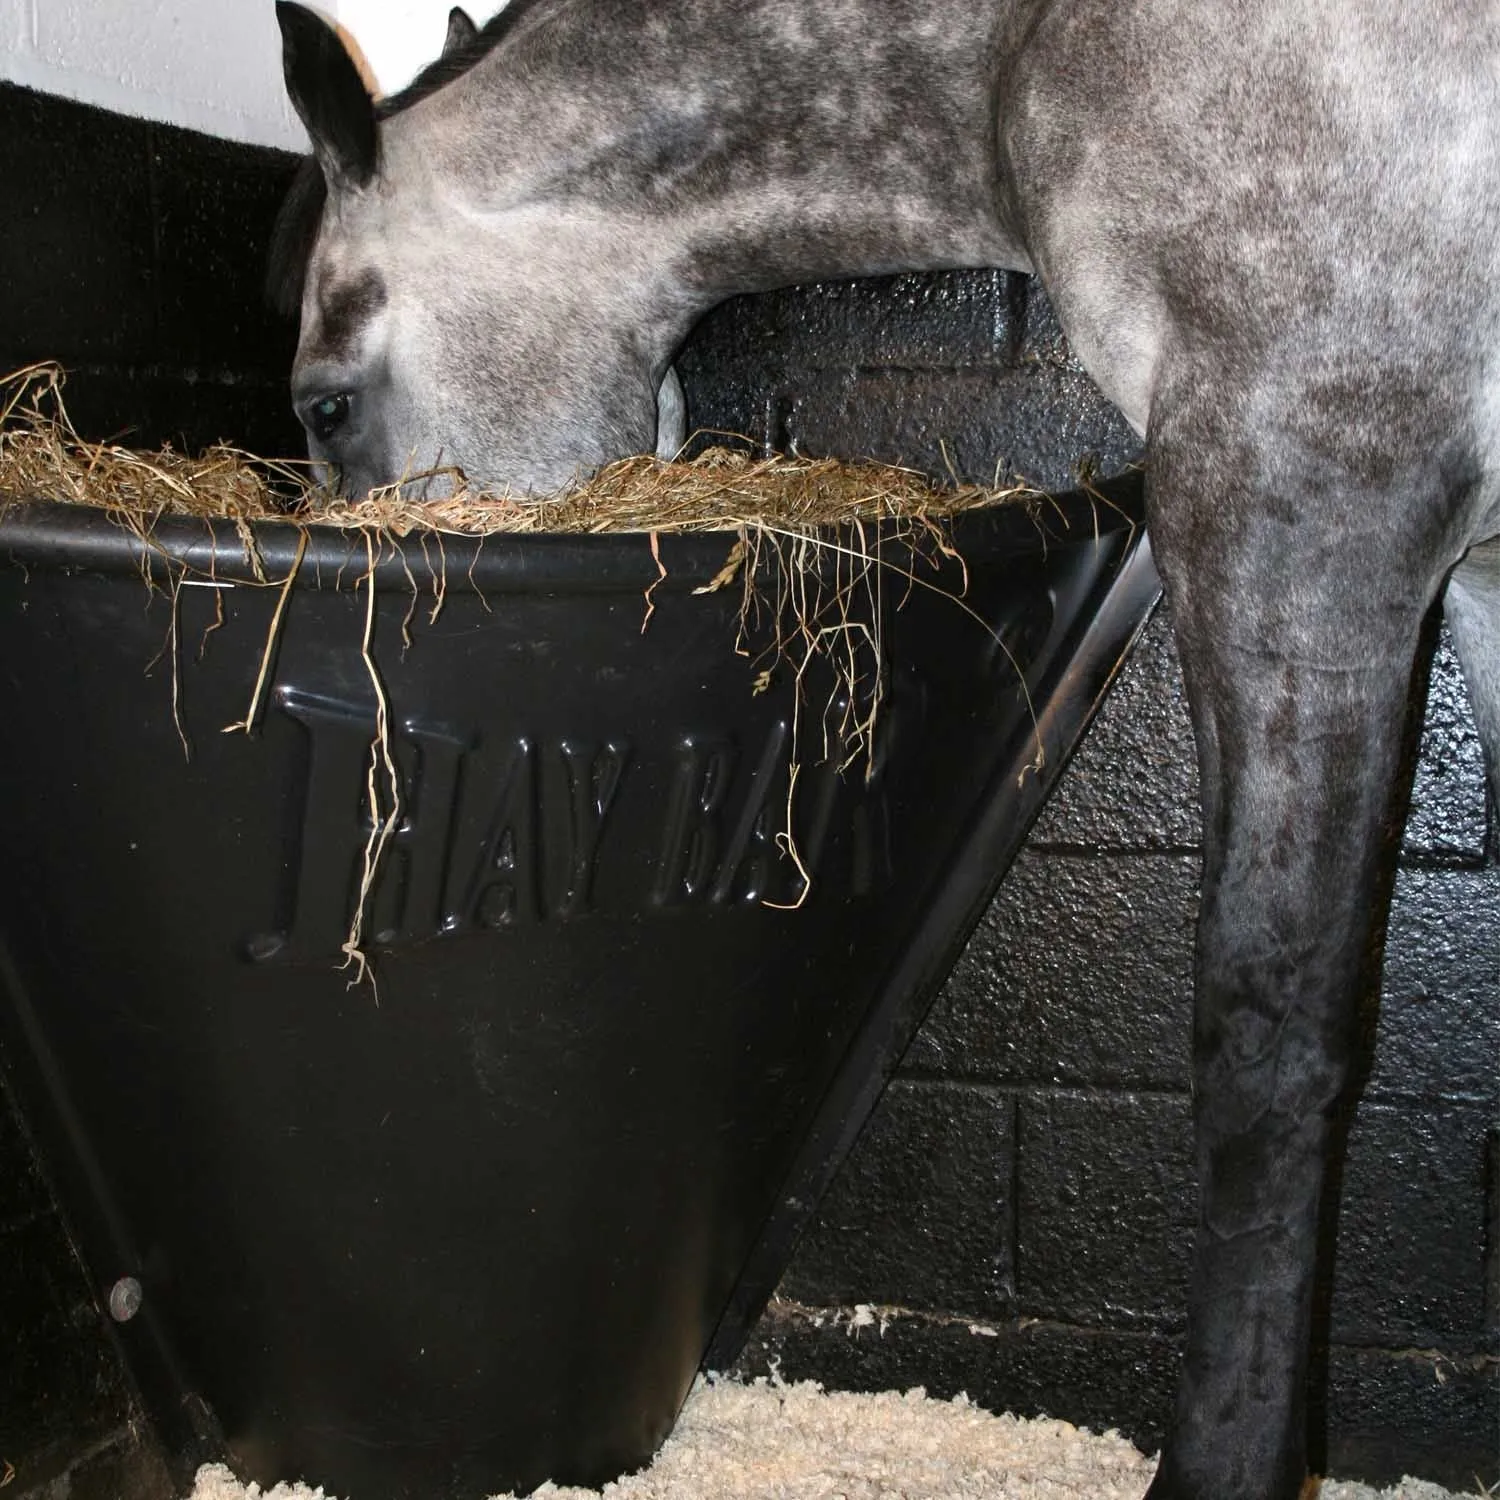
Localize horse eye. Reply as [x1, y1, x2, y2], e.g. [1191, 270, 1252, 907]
[306, 392, 352, 442]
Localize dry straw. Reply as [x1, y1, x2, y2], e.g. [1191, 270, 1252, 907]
[0, 361, 1035, 535]
[0, 362, 1041, 976]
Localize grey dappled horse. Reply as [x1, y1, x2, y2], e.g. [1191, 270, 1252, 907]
[270, 3, 1500, 1497]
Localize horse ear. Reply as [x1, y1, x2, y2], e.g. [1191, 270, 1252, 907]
[276, 1, 378, 192]
[444, 7, 480, 57]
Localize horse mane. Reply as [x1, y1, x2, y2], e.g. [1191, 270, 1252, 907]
[266, 0, 554, 318]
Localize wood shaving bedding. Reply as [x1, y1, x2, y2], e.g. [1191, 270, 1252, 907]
[188, 1377, 1483, 1500]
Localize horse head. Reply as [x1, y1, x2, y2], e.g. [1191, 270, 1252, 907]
[272, 1, 685, 498]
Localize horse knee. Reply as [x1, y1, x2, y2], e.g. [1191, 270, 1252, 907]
[1192, 1007, 1351, 1238]
[1188, 870, 1369, 1244]
[1196, 982, 1353, 1126]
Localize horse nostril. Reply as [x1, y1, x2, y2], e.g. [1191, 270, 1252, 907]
[306, 392, 352, 442]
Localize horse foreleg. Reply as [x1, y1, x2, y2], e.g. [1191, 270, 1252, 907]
[1140, 419, 1451, 1500]
[1444, 533, 1500, 808]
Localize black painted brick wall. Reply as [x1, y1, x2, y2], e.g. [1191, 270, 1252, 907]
[677, 269, 1141, 491]
[0, 83, 1496, 1495]
[0, 82, 301, 456]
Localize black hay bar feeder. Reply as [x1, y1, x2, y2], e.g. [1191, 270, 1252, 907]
[0, 476, 1155, 1498]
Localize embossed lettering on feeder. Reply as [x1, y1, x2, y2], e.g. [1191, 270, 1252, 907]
[249, 689, 903, 965]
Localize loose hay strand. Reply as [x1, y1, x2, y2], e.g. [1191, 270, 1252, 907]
[341, 531, 402, 997]
[223, 528, 309, 737]
[643, 528, 667, 632]
[166, 570, 190, 762]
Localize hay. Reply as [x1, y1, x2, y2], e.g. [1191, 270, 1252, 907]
[0, 364, 312, 527]
[184, 1377, 1488, 1500]
[0, 361, 1047, 971]
[0, 362, 1036, 536]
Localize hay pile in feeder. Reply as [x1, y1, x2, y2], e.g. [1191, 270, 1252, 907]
[0, 361, 1056, 979]
[0, 361, 1038, 537]
[187, 1376, 1487, 1500]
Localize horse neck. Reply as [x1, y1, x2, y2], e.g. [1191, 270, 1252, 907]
[410, 0, 1029, 300]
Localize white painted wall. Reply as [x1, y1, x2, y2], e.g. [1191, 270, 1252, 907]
[338, 0, 508, 100]
[0, 0, 504, 151]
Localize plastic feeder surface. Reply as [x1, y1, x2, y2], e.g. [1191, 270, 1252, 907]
[0, 479, 1156, 1499]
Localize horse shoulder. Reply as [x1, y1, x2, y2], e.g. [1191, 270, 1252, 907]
[999, 0, 1500, 459]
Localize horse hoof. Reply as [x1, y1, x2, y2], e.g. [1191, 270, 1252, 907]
[1141, 1464, 1308, 1500]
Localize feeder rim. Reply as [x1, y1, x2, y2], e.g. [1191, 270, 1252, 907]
[0, 476, 1144, 594]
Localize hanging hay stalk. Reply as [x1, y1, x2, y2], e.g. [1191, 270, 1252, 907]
[0, 362, 1049, 964]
